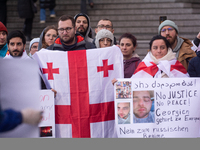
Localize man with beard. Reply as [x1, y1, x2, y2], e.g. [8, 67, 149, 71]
[117, 102, 130, 124]
[48, 15, 95, 51]
[158, 20, 196, 71]
[4, 30, 57, 96]
[93, 18, 117, 46]
[4, 30, 29, 59]
[74, 13, 94, 43]
[0, 21, 8, 58]
[132, 91, 154, 123]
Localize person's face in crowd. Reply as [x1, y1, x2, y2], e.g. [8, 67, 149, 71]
[95, 20, 114, 34]
[0, 31, 7, 45]
[117, 102, 130, 119]
[99, 38, 112, 48]
[75, 16, 88, 35]
[160, 25, 177, 46]
[44, 29, 57, 47]
[8, 37, 25, 57]
[58, 19, 76, 45]
[30, 42, 39, 55]
[120, 38, 136, 59]
[133, 91, 152, 119]
[151, 39, 168, 59]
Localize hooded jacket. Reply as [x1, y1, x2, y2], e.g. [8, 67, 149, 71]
[74, 13, 95, 43]
[38, 26, 52, 51]
[47, 33, 95, 51]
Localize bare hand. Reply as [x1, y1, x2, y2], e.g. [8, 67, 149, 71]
[112, 78, 118, 86]
[51, 88, 57, 98]
[21, 108, 43, 125]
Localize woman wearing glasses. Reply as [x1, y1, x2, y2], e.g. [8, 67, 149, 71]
[38, 25, 58, 50]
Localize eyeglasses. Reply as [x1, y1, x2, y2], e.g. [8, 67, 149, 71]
[161, 28, 174, 33]
[58, 27, 73, 33]
[97, 24, 112, 29]
[31, 46, 38, 49]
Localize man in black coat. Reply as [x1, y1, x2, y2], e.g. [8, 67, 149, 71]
[17, 0, 37, 41]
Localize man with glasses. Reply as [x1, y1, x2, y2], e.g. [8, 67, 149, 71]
[158, 20, 196, 70]
[133, 90, 154, 123]
[93, 19, 117, 46]
[48, 15, 95, 51]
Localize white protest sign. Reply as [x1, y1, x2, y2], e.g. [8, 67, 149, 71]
[39, 90, 55, 138]
[114, 78, 200, 138]
[0, 59, 40, 138]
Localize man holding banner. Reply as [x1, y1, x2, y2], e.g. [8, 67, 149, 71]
[33, 44, 124, 138]
[47, 15, 95, 51]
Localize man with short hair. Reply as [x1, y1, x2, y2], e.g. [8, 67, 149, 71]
[74, 13, 94, 43]
[94, 18, 117, 46]
[48, 15, 95, 51]
[133, 90, 154, 123]
[158, 20, 196, 70]
[117, 102, 130, 124]
[4, 30, 55, 93]
[0, 21, 8, 58]
[5, 30, 29, 59]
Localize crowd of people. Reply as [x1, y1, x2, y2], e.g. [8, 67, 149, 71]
[1, 8, 200, 134]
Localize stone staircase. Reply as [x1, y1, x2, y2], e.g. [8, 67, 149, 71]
[6, 0, 200, 59]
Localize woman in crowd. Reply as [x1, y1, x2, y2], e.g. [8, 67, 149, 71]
[132, 35, 189, 78]
[38, 25, 58, 50]
[119, 33, 141, 78]
[112, 35, 189, 85]
[95, 29, 114, 48]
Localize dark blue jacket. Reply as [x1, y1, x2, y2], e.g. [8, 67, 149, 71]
[188, 51, 200, 77]
[0, 104, 22, 132]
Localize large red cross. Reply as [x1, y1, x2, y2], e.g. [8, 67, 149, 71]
[97, 59, 114, 77]
[55, 50, 115, 138]
[42, 62, 59, 80]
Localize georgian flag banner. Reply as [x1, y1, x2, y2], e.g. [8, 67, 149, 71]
[33, 45, 124, 138]
[132, 52, 189, 78]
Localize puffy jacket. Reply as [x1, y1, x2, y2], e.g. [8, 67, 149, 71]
[47, 33, 95, 51]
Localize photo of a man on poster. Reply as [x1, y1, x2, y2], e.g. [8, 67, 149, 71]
[133, 90, 155, 123]
[117, 102, 130, 124]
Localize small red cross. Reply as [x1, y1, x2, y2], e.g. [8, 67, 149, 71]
[42, 62, 59, 80]
[97, 59, 114, 77]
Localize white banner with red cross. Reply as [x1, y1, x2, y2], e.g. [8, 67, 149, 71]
[33, 45, 124, 138]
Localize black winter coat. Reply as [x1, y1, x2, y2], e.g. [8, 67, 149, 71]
[17, 0, 37, 19]
[188, 51, 200, 77]
[40, 0, 56, 9]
